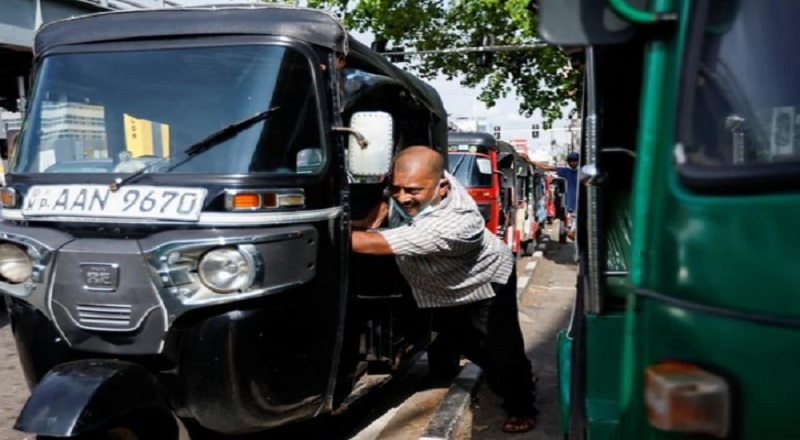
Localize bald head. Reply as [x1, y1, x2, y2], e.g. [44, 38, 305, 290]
[393, 146, 444, 179]
[390, 146, 449, 218]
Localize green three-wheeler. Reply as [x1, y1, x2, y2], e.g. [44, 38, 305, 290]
[539, 0, 800, 438]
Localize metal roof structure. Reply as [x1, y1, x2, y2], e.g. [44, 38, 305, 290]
[448, 132, 499, 149]
[35, 5, 348, 56]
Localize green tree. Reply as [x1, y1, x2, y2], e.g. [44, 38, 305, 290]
[270, 0, 581, 126]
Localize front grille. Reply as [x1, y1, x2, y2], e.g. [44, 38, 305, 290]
[76, 304, 132, 328]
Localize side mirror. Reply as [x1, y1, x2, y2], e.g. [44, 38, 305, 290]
[347, 111, 394, 178]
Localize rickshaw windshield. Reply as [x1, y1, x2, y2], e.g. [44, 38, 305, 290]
[448, 152, 493, 188]
[683, 0, 800, 166]
[13, 44, 326, 176]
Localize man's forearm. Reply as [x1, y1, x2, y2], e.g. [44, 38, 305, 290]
[520, 155, 556, 171]
[352, 231, 395, 255]
[530, 160, 555, 171]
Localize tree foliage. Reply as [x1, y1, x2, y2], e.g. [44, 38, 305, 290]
[272, 0, 581, 126]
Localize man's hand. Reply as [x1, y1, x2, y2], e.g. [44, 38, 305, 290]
[352, 230, 394, 255]
[352, 200, 389, 230]
[519, 153, 555, 171]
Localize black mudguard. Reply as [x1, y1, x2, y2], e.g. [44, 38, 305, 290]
[15, 359, 170, 437]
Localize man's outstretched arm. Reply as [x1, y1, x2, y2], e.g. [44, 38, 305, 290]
[352, 231, 395, 255]
[519, 153, 556, 171]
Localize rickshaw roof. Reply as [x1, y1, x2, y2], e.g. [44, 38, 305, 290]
[496, 140, 516, 154]
[34, 5, 348, 56]
[32, 4, 449, 142]
[447, 132, 498, 149]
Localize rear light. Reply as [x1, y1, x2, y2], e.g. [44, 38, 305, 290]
[225, 190, 305, 211]
[645, 361, 731, 438]
[0, 187, 16, 208]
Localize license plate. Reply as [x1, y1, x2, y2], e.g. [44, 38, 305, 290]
[22, 185, 207, 221]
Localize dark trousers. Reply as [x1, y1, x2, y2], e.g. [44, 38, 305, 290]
[427, 269, 538, 418]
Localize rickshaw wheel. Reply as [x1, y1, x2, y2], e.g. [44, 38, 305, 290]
[36, 411, 178, 440]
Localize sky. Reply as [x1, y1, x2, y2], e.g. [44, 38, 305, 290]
[135, 0, 577, 160]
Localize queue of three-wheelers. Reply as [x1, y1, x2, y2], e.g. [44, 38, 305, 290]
[447, 131, 572, 255]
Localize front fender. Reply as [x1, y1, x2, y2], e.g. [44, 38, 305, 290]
[15, 360, 170, 437]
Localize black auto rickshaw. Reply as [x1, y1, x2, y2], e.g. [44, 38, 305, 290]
[0, 5, 448, 439]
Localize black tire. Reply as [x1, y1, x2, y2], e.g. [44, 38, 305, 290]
[37, 411, 178, 440]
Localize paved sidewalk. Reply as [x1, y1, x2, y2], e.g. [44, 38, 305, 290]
[471, 228, 577, 439]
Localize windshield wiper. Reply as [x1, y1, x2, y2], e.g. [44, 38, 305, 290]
[110, 107, 280, 191]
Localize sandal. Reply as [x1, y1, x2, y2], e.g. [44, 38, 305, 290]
[501, 416, 536, 433]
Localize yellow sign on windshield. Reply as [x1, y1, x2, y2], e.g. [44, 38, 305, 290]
[123, 113, 171, 158]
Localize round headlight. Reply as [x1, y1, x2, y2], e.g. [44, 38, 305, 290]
[197, 248, 254, 293]
[0, 243, 32, 284]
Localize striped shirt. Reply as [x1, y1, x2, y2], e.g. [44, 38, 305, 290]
[379, 172, 514, 308]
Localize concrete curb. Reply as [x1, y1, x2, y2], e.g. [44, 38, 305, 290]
[419, 362, 482, 440]
[517, 247, 545, 298]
